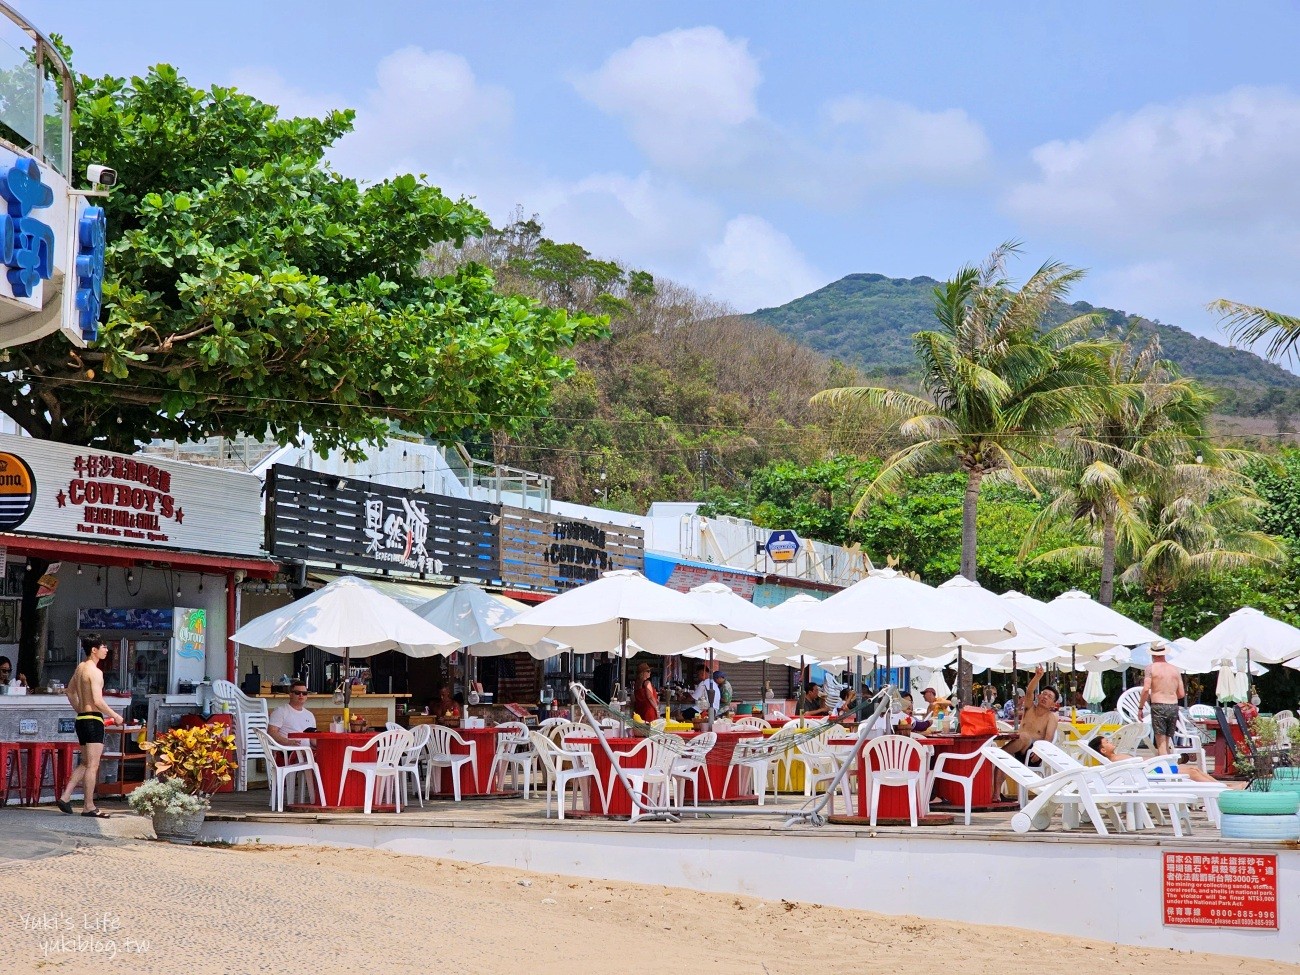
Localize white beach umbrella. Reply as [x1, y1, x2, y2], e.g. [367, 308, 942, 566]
[793, 569, 1015, 667]
[1191, 606, 1300, 668]
[230, 575, 461, 716]
[926, 668, 952, 698]
[493, 570, 753, 694]
[413, 583, 566, 659]
[1042, 590, 1160, 649]
[683, 583, 800, 646]
[1082, 670, 1106, 706]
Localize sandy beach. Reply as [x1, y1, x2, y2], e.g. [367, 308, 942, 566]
[1, 839, 1295, 975]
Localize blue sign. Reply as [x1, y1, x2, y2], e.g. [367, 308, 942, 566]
[765, 529, 802, 563]
[75, 205, 107, 342]
[0, 158, 55, 299]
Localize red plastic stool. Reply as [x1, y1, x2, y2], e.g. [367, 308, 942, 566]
[0, 742, 24, 806]
[54, 742, 79, 795]
[21, 742, 64, 805]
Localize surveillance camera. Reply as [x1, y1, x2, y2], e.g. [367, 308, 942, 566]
[85, 164, 117, 187]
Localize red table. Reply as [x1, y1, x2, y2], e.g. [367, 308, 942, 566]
[289, 732, 395, 812]
[428, 726, 519, 798]
[674, 730, 761, 802]
[566, 736, 647, 817]
[915, 733, 1003, 809]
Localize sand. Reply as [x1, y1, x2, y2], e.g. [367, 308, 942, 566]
[1, 840, 1294, 974]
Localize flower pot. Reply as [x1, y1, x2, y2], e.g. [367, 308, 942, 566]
[151, 807, 207, 844]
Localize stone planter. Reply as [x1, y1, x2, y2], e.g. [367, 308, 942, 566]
[151, 807, 207, 844]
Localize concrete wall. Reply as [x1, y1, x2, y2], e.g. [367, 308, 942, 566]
[201, 820, 1298, 964]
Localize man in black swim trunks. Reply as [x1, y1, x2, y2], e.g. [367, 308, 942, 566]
[57, 638, 123, 817]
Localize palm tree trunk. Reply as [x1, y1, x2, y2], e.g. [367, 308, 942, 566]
[960, 468, 983, 582]
[1099, 509, 1117, 607]
[1151, 591, 1167, 635]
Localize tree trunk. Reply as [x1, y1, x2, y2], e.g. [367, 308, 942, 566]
[1151, 591, 1167, 635]
[960, 468, 983, 582]
[1099, 508, 1117, 607]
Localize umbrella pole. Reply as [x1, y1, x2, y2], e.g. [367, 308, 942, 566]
[1071, 646, 1077, 719]
[1012, 650, 1019, 730]
[343, 647, 351, 726]
[885, 632, 891, 686]
[619, 618, 628, 734]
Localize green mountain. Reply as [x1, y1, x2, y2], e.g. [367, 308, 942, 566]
[751, 273, 1300, 415]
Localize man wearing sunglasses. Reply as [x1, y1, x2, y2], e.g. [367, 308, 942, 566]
[268, 680, 317, 745]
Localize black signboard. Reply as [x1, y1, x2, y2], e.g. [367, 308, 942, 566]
[266, 464, 499, 581]
[498, 505, 644, 591]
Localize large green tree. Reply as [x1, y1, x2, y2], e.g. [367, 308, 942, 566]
[0, 65, 604, 455]
[813, 242, 1117, 582]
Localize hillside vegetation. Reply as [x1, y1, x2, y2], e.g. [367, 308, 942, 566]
[751, 273, 1300, 417]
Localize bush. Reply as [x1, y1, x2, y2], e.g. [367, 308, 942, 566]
[127, 777, 208, 817]
[139, 723, 235, 796]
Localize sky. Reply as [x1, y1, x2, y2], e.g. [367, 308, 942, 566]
[23, 1, 1300, 348]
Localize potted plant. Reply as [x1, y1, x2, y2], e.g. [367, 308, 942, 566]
[130, 723, 235, 843]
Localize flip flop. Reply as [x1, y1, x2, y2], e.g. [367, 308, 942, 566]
[81, 809, 111, 818]
[56, 799, 73, 815]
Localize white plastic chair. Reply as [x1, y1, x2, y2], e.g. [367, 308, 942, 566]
[711, 719, 735, 732]
[536, 717, 569, 737]
[530, 732, 598, 820]
[929, 745, 990, 826]
[338, 728, 412, 814]
[863, 735, 928, 827]
[488, 722, 535, 796]
[1108, 722, 1151, 758]
[732, 716, 772, 731]
[810, 723, 869, 816]
[1170, 710, 1208, 773]
[981, 742, 1128, 835]
[670, 732, 717, 806]
[722, 736, 780, 805]
[253, 729, 325, 812]
[395, 724, 431, 806]
[543, 720, 591, 745]
[425, 725, 478, 801]
[1116, 688, 1153, 748]
[611, 737, 680, 822]
[213, 679, 269, 792]
[790, 727, 838, 798]
[1188, 703, 1215, 720]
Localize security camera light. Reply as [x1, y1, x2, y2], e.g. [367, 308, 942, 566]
[85, 164, 117, 187]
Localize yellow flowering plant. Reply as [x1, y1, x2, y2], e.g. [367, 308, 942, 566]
[140, 724, 236, 796]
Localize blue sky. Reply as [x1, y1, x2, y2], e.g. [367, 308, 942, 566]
[26, 1, 1300, 347]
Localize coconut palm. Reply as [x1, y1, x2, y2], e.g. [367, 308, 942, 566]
[813, 242, 1118, 581]
[1021, 335, 1227, 605]
[1120, 477, 1282, 633]
[1210, 299, 1300, 362]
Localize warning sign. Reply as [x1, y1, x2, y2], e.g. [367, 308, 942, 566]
[1163, 852, 1278, 929]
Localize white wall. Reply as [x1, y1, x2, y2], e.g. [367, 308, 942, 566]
[254, 436, 469, 498]
[202, 820, 1298, 964]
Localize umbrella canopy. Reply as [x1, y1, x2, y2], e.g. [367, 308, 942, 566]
[793, 569, 1015, 655]
[1216, 662, 1244, 702]
[683, 583, 800, 646]
[231, 575, 460, 658]
[1191, 606, 1300, 667]
[1082, 670, 1106, 705]
[412, 584, 565, 659]
[937, 577, 1070, 652]
[492, 570, 750, 655]
[925, 668, 952, 697]
[1041, 590, 1160, 649]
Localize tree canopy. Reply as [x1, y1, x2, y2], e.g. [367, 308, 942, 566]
[0, 64, 605, 455]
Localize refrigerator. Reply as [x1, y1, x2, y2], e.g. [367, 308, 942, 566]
[77, 607, 209, 712]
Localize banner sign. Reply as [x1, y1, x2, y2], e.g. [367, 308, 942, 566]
[1163, 852, 1278, 929]
[498, 505, 644, 591]
[0, 432, 265, 558]
[266, 464, 499, 581]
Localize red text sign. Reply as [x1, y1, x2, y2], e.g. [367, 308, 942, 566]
[1163, 852, 1278, 929]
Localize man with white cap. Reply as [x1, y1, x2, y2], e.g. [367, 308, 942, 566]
[1138, 640, 1185, 757]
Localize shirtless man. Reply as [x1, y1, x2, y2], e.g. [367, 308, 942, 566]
[57, 638, 123, 817]
[1138, 641, 1185, 756]
[1004, 665, 1059, 762]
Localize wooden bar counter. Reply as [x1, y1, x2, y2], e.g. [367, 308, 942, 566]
[258, 693, 410, 730]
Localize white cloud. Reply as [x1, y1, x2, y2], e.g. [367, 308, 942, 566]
[575, 27, 990, 205]
[233, 48, 514, 182]
[704, 215, 825, 312]
[228, 66, 341, 121]
[1006, 86, 1300, 339]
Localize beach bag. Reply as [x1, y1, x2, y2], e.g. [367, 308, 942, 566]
[959, 707, 998, 736]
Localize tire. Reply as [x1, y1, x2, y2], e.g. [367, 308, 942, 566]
[1215, 790, 1300, 816]
[1268, 779, 1300, 795]
[1219, 812, 1300, 840]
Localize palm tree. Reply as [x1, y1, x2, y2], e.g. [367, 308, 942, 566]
[1021, 335, 1224, 605]
[1120, 476, 1282, 633]
[1210, 299, 1300, 362]
[813, 242, 1117, 581]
